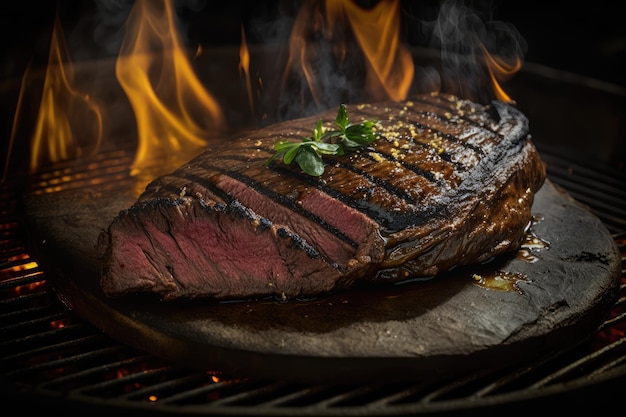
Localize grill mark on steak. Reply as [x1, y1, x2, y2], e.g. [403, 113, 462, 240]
[411, 94, 503, 127]
[174, 167, 360, 250]
[178, 155, 362, 239]
[149, 171, 350, 261]
[146, 152, 390, 277]
[364, 147, 444, 182]
[412, 120, 486, 155]
[319, 155, 422, 205]
[254, 162, 398, 228]
[173, 148, 422, 231]
[201, 135, 460, 206]
[206, 118, 475, 181]
[225, 145, 439, 205]
[146, 172, 360, 273]
[252, 142, 453, 225]
[220, 172, 357, 246]
[400, 108, 502, 156]
[359, 98, 508, 165]
[99, 93, 546, 301]
[234, 141, 444, 189]
[203, 148, 443, 212]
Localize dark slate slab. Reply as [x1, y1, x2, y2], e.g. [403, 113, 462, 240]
[23, 179, 622, 383]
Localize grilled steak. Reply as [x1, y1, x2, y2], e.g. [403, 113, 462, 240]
[98, 93, 546, 301]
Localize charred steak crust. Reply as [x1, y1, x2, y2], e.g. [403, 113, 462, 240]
[99, 93, 546, 301]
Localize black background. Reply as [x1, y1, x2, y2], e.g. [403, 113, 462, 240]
[1, 0, 624, 87]
[0, 0, 624, 169]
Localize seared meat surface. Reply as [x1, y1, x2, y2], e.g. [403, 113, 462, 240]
[98, 93, 546, 301]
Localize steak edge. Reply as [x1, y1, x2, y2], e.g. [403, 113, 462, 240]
[98, 93, 547, 301]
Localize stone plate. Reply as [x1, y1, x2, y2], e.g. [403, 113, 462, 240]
[23, 179, 622, 383]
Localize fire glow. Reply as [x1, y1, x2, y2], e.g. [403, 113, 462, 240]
[284, 0, 413, 107]
[116, 0, 226, 176]
[10, 0, 524, 178]
[27, 13, 103, 174]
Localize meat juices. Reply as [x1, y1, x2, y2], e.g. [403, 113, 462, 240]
[98, 93, 546, 301]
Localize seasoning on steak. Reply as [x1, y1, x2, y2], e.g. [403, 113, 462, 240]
[98, 92, 547, 301]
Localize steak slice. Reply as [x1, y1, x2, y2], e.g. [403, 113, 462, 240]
[98, 93, 546, 301]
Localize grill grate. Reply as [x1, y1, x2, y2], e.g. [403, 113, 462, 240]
[534, 143, 626, 234]
[1, 146, 625, 415]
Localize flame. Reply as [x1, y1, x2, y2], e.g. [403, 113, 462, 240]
[327, 0, 413, 101]
[3, 67, 29, 183]
[29, 13, 103, 173]
[115, 0, 226, 176]
[14, 0, 525, 182]
[285, 0, 413, 110]
[239, 24, 254, 119]
[431, 0, 526, 104]
[481, 44, 522, 103]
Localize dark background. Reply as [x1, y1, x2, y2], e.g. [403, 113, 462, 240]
[0, 0, 624, 170]
[1, 0, 624, 87]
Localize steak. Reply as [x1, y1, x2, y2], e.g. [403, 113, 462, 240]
[98, 93, 547, 301]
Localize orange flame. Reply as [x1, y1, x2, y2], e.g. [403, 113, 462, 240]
[285, 0, 413, 109]
[327, 0, 413, 101]
[481, 44, 522, 103]
[29, 13, 103, 173]
[115, 0, 226, 176]
[239, 24, 254, 120]
[15, 0, 525, 182]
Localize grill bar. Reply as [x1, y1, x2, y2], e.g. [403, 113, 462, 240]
[535, 143, 626, 234]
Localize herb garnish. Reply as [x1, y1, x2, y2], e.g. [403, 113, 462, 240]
[265, 104, 380, 176]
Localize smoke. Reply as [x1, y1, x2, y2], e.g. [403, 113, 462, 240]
[245, 2, 299, 45]
[254, 0, 529, 120]
[426, 0, 527, 103]
[39, 0, 527, 130]
[91, 0, 134, 57]
[68, 0, 208, 59]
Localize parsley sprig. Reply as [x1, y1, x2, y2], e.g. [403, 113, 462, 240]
[265, 104, 380, 176]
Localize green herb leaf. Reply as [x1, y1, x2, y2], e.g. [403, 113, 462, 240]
[265, 104, 380, 176]
[335, 104, 349, 130]
[283, 143, 302, 164]
[310, 141, 342, 155]
[295, 146, 324, 176]
[312, 120, 324, 141]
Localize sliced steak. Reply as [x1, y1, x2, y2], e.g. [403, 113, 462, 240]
[98, 93, 547, 301]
